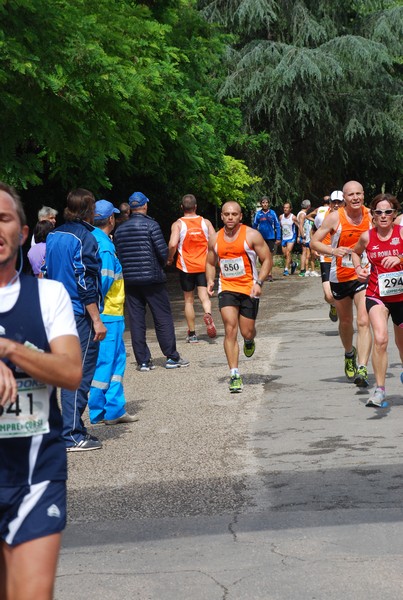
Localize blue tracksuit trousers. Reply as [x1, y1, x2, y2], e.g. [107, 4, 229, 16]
[88, 319, 127, 423]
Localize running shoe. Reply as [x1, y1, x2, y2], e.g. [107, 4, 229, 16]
[305, 270, 312, 277]
[298, 271, 306, 277]
[310, 271, 320, 277]
[243, 339, 256, 358]
[354, 365, 369, 388]
[291, 261, 297, 275]
[344, 347, 357, 381]
[366, 387, 386, 407]
[165, 356, 190, 369]
[229, 374, 243, 393]
[186, 332, 199, 343]
[203, 313, 217, 338]
[283, 269, 289, 276]
[329, 305, 338, 322]
[139, 359, 156, 372]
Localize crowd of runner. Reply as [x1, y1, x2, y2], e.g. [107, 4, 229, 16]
[0, 178, 402, 598]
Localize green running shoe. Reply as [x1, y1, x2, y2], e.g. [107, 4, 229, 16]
[344, 347, 357, 381]
[329, 305, 338, 322]
[243, 339, 256, 358]
[354, 365, 369, 388]
[229, 374, 243, 393]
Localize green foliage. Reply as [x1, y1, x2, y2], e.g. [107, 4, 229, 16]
[202, 154, 261, 208]
[200, 0, 403, 201]
[0, 0, 253, 216]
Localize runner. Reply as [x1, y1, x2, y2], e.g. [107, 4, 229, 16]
[0, 183, 82, 600]
[279, 202, 300, 276]
[313, 191, 345, 322]
[352, 193, 403, 407]
[206, 201, 270, 393]
[252, 196, 281, 282]
[311, 181, 372, 387]
[167, 194, 217, 343]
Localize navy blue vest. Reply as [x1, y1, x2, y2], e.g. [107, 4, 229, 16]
[0, 274, 67, 486]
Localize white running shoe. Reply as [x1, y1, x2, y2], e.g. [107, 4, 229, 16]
[305, 270, 311, 277]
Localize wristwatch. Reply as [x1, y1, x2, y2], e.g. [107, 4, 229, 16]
[256, 280, 263, 287]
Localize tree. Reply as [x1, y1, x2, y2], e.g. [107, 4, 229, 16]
[199, 0, 403, 202]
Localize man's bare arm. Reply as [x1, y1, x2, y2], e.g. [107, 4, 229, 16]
[0, 334, 82, 405]
[206, 232, 218, 296]
[167, 220, 181, 265]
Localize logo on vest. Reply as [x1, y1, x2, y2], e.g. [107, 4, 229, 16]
[0, 326, 5, 336]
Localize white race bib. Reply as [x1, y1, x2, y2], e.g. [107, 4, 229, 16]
[220, 256, 246, 278]
[0, 378, 50, 438]
[378, 271, 403, 297]
[341, 253, 354, 268]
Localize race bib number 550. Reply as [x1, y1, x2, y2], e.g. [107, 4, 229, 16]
[220, 257, 246, 278]
[0, 378, 50, 438]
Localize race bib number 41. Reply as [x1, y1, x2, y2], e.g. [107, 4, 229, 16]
[0, 378, 50, 438]
[220, 256, 246, 278]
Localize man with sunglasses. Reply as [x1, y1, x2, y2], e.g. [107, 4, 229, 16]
[311, 181, 372, 387]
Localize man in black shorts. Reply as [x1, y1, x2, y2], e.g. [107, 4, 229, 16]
[206, 201, 270, 392]
[167, 194, 217, 342]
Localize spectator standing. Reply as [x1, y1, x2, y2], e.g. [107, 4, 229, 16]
[167, 194, 217, 343]
[89, 200, 138, 425]
[114, 202, 131, 230]
[30, 205, 58, 246]
[43, 188, 106, 451]
[252, 196, 281, 282]
[114, 191, 189, 370]
[0, 182, 82, 599]
[27, 220, 54, 276]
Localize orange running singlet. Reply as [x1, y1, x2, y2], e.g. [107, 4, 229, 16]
[175, 216, 209, 273]
[330, 206, 371, 283]
[215, 225, 258, 295]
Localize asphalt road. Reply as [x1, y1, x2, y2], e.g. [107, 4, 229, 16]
[55, 270, 403, 600]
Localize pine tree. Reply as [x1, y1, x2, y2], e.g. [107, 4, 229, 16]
[199, 0, 403, 200]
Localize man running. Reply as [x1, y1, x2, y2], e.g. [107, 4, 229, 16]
[206, 201, 270, 393]
[313, 191, 345, 322]
[0, 183, 82, 599]
[279, 202, 300, 276]
[311, 181, 372, 387]
[252, 196, 281, 282]
[167, 194, 216, 343]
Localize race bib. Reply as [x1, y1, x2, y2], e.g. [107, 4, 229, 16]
[341, 253, 354, 268]
[0, 378, 50, 438]
[220, 256, 246, 278]
[282, 225, 292, 238]
[378, 271, 403, 297]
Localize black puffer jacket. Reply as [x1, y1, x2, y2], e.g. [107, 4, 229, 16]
[114, 213, 168, 285]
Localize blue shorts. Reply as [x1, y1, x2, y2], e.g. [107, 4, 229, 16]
[282, 236, 296, 247]
[0, 480, 66, 546]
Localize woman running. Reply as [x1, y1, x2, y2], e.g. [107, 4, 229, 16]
[352, 193, 403, 407]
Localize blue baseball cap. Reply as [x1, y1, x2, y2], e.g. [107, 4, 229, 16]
[129, 191, 149, 208]
[94, 200, 120, 221]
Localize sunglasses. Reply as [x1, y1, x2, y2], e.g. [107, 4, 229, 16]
[372, 209, 395, 216]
